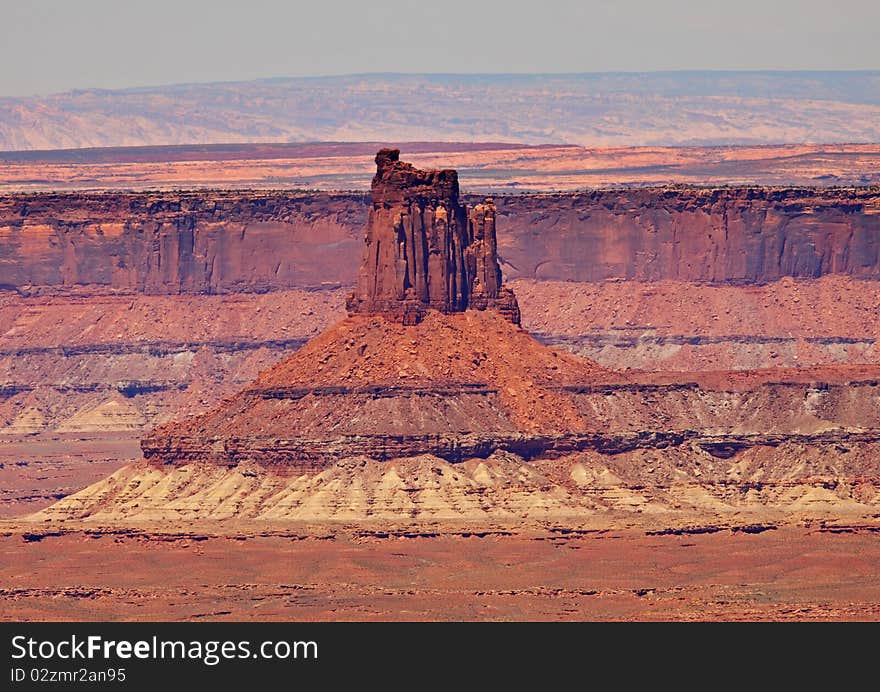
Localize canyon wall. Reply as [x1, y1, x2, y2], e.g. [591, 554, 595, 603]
[3, 185, 880, 436]
[496, 188, 880, 283]
[0, 192, 366, 294]
[1, 187, 879, 294]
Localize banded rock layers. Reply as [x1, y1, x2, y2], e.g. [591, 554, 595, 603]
[34, 151, 880, 525]
[3, 187, 880, 295]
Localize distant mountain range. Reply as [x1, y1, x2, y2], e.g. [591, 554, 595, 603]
[2, 71, 879, 151]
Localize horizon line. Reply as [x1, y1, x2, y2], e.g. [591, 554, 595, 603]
[3, 69, 879, 100]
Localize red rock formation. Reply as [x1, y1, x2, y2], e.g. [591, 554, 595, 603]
[465, 199, 521, 324]
[12, 150, 880, 530]
[134, 152, 880, 474]
[345, 149, 520, 325]
[139, 304, 880, 469]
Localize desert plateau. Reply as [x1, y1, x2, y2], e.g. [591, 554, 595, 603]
[1, 140, 879, 622]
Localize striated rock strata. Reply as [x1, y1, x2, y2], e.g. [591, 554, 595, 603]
[139, 308, 880, 469]
[30, 150, 880, 526]
[2, 187, 880, 295]
[36, 444, 880, 524]
[140, 310, 604, 467]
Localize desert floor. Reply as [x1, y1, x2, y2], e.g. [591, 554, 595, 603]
[2, 524, 878, 621]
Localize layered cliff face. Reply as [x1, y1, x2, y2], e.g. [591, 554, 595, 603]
[133, 152, 598, 471]
[139, 311, 605, 467]
[138, 308, 880, 468]
[2, 188, 880, 448]
[46, 326, 880, 523]
[495, 188, 880, 284]
[2, 187, 879, 295]
[345, 149, 519, 324]
[0, 192, 365, 294]
[136, 147, 599, 468]
[43, 334, 880, 523]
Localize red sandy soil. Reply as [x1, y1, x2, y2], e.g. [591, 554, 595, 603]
[1, 526, 878, 621]
[2, 142, 878, 192]
[0, 435, 139, 518]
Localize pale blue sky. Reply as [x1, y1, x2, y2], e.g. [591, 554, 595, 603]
[2, 0, 878, 97]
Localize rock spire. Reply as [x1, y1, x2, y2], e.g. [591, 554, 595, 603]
[346, 149, 520, 325]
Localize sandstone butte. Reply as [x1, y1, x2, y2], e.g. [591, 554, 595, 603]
[345, 148, 520, 326]
[33, 152, 880, 526]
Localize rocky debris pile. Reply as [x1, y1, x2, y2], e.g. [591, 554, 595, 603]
[345, 149, 520, 325]
[140, 310, 607, 467]
[37, 440, 880, 524]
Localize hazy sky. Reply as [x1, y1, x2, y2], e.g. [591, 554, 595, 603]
[2, 0, 878, 97]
